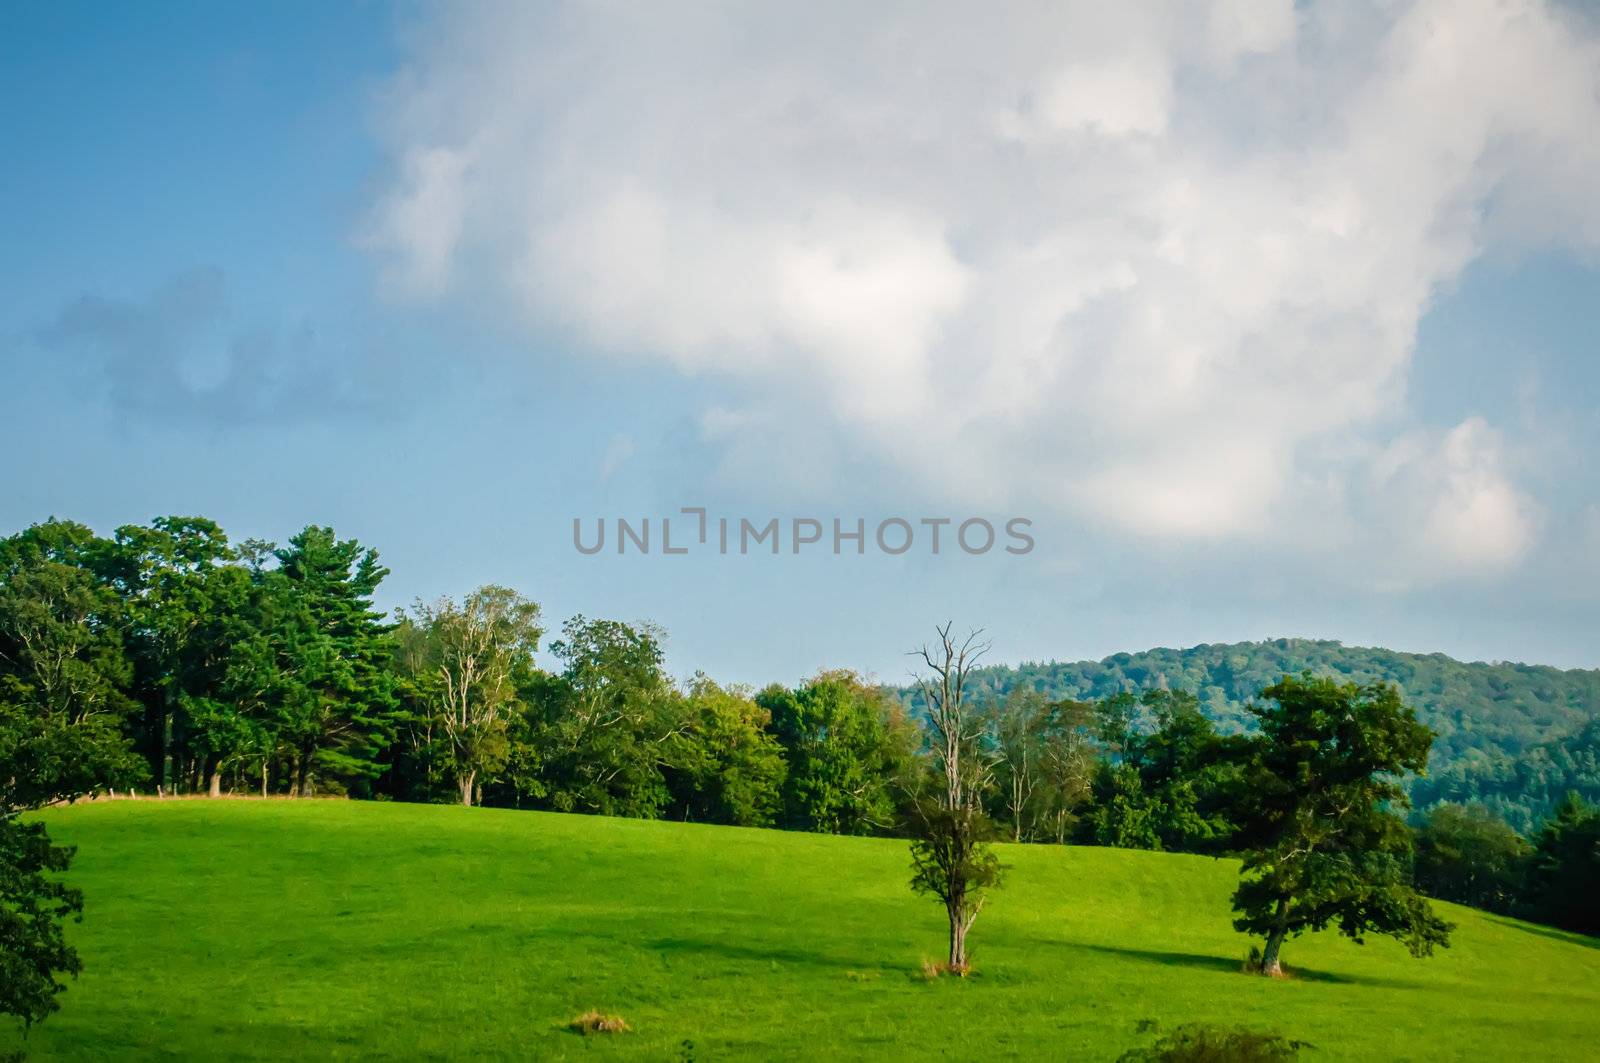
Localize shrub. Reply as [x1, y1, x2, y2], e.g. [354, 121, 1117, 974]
[1118, 1023, 1306, 1062]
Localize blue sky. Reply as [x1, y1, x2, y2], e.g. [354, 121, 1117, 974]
[4, 1, 1599, 683]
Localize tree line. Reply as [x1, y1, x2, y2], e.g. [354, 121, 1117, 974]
[957, 639, 1600, 827]
[3, 515, 1596, 1029]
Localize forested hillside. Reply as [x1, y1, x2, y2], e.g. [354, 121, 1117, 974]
[1412, 717, 1600, 833]
[949, 639, 1600, 820]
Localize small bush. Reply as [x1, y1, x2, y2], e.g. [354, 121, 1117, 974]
[1118, 1022, 1306, 1062]
[567, 1010, 630, 1035]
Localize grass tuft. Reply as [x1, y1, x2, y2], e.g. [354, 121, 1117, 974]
[568, 1010, 630, 1035]
[917, 958, 972, 979]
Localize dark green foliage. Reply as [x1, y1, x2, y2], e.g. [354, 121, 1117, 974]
[1412, 717, 1600, 833]
[1522, 793, 1600, 935]
[263, 527, 400, 797]
[101, 517, 239, 790]
[943, 639, 1600, 825]
[0, 523, 146, 808]
[0, 818, 82, 1029]
[519, 616, 678, 817]
[1118, 1023, 1305, 1062]
[907, 798, 1003, 965]
[1230, 676, 1452, 973]
[1088, 690, 1248, 853]
[662, 676, 786, 827]
[758, 672, 917, 835]
[0, 523, 148, 1033]
[1412, 803, 1528, 913]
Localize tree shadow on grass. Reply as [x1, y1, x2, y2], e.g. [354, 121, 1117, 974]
[1482, 914, 1599, 951]
[1062, 942, 1420, 988]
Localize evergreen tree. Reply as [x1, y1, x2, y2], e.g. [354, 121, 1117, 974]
[1523, 793, 1600, 935]
[266, 527, 399, 797]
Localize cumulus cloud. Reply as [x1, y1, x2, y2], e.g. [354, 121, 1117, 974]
[365, 0, 1600, 572]
[1367, 418, 1542, 582]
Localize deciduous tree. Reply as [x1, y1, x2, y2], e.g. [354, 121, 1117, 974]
[758, 670, 916, 835]
[908, 623, 1003, 972]
[402, 586, 542, 805]
[1412, 803, 1528, 914]
[1231, 676, 1452, 976]
[664, 675, 786, 826]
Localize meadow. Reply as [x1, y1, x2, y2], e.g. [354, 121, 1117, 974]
[7, 800, 1598, 1061]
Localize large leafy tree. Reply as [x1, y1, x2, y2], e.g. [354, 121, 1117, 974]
[663, 676, 786, 827]
[102, 517, 272, 796]
[1231, 676, 1452, 976]
[991, 691, 1099, 843]
[757, 671, 917, 835]
[521, 616, 679, 817]
[0, 522, 145, 807]
[0, 815, 81, 1030]
[1412, 803, 1528, 914]
[1090, 690, 1247, 853]
[0, 522, 144, 1032]
[398, 586, 542, 806]
[266, 527, 399, 797]
[1032, 698, 1098, 844]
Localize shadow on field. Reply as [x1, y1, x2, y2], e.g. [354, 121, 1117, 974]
[1063, 942, 1418, 988]
[1483, 915, 1599, 951]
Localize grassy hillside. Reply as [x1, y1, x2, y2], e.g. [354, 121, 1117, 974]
[9, 800, 1599, 1061]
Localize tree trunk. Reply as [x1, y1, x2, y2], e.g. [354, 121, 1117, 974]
[1259, 898, 1290, 976]
[207, 768, 222, 798]
[293, 750, 313, 799]
[260, 761, 269, 799]
[459, 770, 476, 807]
[948, 908, 967, 969]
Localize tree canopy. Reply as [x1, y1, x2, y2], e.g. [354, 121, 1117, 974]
[1229, 676, 1452, 976]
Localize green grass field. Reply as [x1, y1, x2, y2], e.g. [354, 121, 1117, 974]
[7, 801, 1598, 1060]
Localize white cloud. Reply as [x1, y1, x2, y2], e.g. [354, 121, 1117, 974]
[366, 146, 472, 297]
[1368, 418, 1542, 582]
[366, 0, 1600, 573]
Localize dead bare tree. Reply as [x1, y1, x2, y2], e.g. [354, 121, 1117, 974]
[907, 622, 1003, 973]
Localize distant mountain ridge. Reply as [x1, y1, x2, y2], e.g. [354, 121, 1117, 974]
[942, 638, 1600, 817]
